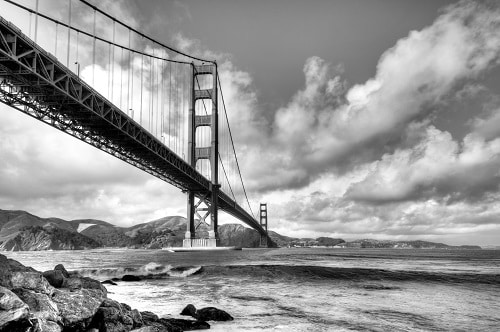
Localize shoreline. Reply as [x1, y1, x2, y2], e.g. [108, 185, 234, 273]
[0, 253, 232, 332]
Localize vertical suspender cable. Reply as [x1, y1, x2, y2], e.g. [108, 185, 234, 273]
[127, 29, 131, 116]
[169, 62, 172, 147]
[92, 9, 96, 86]
[120, 47, 124, 110]
[140, 53, 144, 125]
[111, 20, 115, 103]
[75, 31, 79, 64]
[156, 58, 160, 138]
[34, 0, 39, 43]
[107, 42, 111, 97]
[130, 41, 134, 119]
[66, 0, 71, 67]
[29, 12, 32, 39]
[149, 50, 153, 132]
[54, 23, 58, 57]
[161, 53, 165, 139]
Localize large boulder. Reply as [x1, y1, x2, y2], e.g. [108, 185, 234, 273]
[12, 288, 60, 323]
[121, 275, 141, 282]
[138, 312, 182, 332]
[90, 298, 143, 332]
[10, 271, 54, 295]
[0, 254, 42, 290]
[159, 318, 209, 330]
[62, 276, 107, 293]
[52, 288, 105, 331]
[54, 265, 70, 279]
[0, 286, 30, 330]
[29, 317, 62, 332]
[180, 304, 233, 322]
[43, 269, 65, 288]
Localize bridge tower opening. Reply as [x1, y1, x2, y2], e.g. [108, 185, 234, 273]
[259, 203, 268, 247]
[184, 63, 219, 248]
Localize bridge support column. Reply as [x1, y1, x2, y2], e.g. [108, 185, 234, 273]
[184, 63, 219, 248]
[183, 192, 195, 247]
[259, 203, 268, 247]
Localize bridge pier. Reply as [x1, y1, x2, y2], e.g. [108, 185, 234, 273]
[259, 203, 268, 247]
[184, 63, 220, 248]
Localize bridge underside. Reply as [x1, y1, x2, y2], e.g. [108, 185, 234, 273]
[0, 16, 270, 243]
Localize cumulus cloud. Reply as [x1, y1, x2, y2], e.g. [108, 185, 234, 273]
[345, 126, 500, 204]
[255, 0, 500, 191]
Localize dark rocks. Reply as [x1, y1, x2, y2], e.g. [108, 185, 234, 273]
[51, 288, 105, 331]
[11, 288, 60, 323]
[102, 280, 118, 286]
[90, 298, 144, 332]
[180, 303, 233, 322]
[1, 254, 234, 332]
[54, 264, 70, 278]
[0, 286, 30, 330]
[10, 271, 54, 295]
[140, 311, 160, 326]
[43, 269, 65, 288]
[122, 275, 141, 282]
[160, 318, 210, 330]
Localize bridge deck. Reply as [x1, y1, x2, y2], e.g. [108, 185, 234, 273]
[0, 16, 266, 235]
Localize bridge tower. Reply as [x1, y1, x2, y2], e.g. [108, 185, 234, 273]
[259, 203, 268, 247]
[184, 63, 219, 248]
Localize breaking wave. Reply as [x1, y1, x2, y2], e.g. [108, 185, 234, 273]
[76, 262, 203, 280]
[75, 263, 499, 285]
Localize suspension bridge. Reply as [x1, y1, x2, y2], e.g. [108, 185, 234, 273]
[0, 0, 271, 247]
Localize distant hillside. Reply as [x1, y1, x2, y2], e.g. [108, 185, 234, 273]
[0, 209, 101, 250]
[0, 209, 482, 251]
[0, 209, 277, 250]
[342, 239, 482, 249]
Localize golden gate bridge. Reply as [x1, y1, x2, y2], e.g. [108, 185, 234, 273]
[0, 0, 270, 247]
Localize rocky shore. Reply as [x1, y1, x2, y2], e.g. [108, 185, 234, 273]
[0, 254, 232, 331]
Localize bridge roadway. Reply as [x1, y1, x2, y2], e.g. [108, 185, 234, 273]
[0, 17, 267, 237]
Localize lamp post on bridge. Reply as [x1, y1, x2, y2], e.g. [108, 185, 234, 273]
[74, 61, 80, 78]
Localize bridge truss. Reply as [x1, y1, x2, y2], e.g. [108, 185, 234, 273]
[0, 3, 271, 246]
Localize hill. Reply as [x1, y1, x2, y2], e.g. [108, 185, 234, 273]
[0, 209, 482, 251]
[0, 209, 277, 250]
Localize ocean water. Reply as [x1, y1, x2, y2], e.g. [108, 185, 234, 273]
[4, 248, 500, 331]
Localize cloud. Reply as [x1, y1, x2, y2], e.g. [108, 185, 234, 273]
[254, 0, 500, 191]
[345, 125, 500, 204]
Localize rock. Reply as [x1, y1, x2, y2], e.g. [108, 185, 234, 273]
[160, 318, 209, 330]
[90, 298, 143, 332]
[54, 265, 70, 278]
[30, 317, 62, 332]
[51, 288, 105, 331]
[0, 286, 30, 330]
[10, 271, 54, 295]
[43, 270, 65, 288]
[140, 311, 159, 325]
[102, 280, 118, 286]
[12, 288, 60, 323]
[180, 304, 196, 317]
[61, 276, 106, 294]
[180, 304, 233, 322]
[131, 327, 169, 332]
[121, 275, 141, 282]
[61, 277, 82, 291]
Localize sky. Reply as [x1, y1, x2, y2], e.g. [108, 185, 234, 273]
[1, 0, 500, 245]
